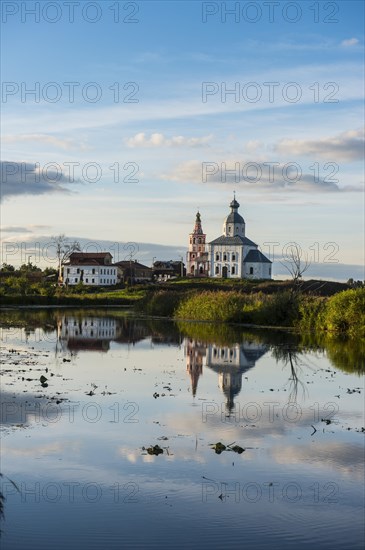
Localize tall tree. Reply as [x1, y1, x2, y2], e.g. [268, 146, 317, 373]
[52, 235, 80, 283]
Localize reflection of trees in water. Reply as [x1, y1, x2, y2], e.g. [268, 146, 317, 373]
[270, 345, 309, 403]
[0, 474, 19, 537]
[1, 309, 363, 374]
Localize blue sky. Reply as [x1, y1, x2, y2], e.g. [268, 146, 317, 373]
[1, 0, 364, 279]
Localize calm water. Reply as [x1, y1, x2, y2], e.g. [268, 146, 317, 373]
[0, 309, 364, 550]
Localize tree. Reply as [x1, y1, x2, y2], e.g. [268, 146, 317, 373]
[1, 263, 15, 272]
[280, 243, 311, 291]
[52, 235, 80, 283]
[19, 262, 42, 272]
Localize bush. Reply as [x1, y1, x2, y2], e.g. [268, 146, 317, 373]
[323, 288, 365, 338]
[175, 291, 247, 322]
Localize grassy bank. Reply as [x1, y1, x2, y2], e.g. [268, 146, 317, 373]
[174, 288, 364, 339]
[0, 288, 144, 307]
[2, 278, 363, 339]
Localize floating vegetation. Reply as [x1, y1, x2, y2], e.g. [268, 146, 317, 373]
[143, 445, 164, 456]
[210, 442, 245, 455]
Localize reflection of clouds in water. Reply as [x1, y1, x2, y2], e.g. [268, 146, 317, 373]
[1, 440, 80, 458]
[269, 442, 364, 479]
[117, 443, 207, 465]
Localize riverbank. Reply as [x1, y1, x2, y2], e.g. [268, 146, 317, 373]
[1, 279, 363, 339]
[136, 284, 364, 339]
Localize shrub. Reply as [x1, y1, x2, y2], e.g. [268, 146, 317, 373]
[323, 288, 365, 338]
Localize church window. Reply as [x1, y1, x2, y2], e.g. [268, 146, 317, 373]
[232, 254, 236, 261]
[223, 254, 227, 261]
[191, 266, 194, 274]
[215, 253, 219, 261]
[198, 238, 201, 244]
[232, 267, 235, 275]
[86, 278, 89, 283]
[92, 268, 95, 274]
[215, 266, 219, 274]
[92, 278, 95, 283]
[193, 238, 196, 244]
[249, 267, 253, 275]
[228, 226, 231, 234]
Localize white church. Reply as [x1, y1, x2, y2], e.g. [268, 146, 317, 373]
[187, 196, 272, 280]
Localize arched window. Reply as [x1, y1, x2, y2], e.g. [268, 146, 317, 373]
[223, 254, 227, 261]
[215, 253, 219, 261]
[232, 254, 236, 261]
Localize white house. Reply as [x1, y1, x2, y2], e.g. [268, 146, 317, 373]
[63, 252, 117, 286]
[208, 197, 272, 279]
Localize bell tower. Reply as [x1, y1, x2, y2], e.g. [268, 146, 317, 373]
[187, 211, 209, 277]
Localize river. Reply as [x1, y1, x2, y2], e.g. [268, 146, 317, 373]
[0, 309, 364, 549]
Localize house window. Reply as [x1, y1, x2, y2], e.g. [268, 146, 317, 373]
[67, 268, 70, 274]
[77, 268, 80, 274]
[249, 267, 253, 275]
[86, 278, 89, 283]
[92, 278, 95, 283]
[232, 267, 235, 275]
[74, 278, 78, 283]
[92, 268, 95, 274]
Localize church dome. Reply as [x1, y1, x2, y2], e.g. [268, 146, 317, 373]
[225, 211, 245, 224]
[223, 195, 245, 236]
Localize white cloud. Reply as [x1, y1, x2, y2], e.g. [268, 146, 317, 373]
[3, 134, 88, 151]
[274, 129, 364, 162]
[341, 38, 359, 47]
[160, 159, 360, 193]
[126, 132, 213, 148]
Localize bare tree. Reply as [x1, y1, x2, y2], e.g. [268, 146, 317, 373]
[280, 243, 311, 292]
[52, 235, 80, 283]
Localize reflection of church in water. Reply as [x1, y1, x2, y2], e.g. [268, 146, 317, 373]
[186, 339, 267, 411]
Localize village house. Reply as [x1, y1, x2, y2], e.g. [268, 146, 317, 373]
[153, 260, 185, 281]
[62, 252, 117, 286]
[114, 260, 153, 285]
